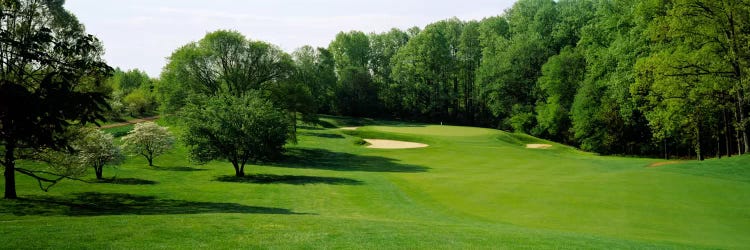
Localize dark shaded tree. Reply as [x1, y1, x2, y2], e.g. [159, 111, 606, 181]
[0, 0, 113, 199]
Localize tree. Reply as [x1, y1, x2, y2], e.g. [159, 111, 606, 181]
[328, 31, 378, 116]
[652, 0, 750, 154]
[457, 21, 482, 124]
[121, 122, 174, 167]
[183, 93, 290, 177]
[105, 68, 155, 119]
[369, 28, 411, 116]
[1, 0, 113, 199]
[391, 20, 454, 121]
[478, 32, 548, 131]
[534, 46, 586, 141]
[74, 127, 123, 179]
[270, 80, 315, 144]
[158, 30, 293, 113]
[123, 88, 155, 116]
[329, 31, 371, 71]
[335, 67, 380, 117]
[291, 46, 337, 114]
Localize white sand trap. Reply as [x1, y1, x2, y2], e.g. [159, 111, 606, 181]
[364, 139, 429, 149]
[340, 127, 360, 130]
[526, 144, 553, 149]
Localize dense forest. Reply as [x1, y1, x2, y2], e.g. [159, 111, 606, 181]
[127, 0, 747, 160]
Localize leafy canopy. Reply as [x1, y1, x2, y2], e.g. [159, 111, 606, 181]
[121, 122, 174, 167]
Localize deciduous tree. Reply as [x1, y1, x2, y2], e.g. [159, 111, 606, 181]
[121, 122, 174, 167]
[0, 0, 112, 199]
[74, 127, 123, 179]
[183, 93, 289, 177]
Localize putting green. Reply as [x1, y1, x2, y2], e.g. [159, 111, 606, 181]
[368, 125, 498, 137]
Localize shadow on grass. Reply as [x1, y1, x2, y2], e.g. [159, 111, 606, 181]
[273, 148, 428, 173]
[215, 174, 362, 185]
[95, 177, 158, 185]
[299, 132, 345, 139]
[151, 166, 207, 172]
[297, 125, 326, 131]
[314, 119, 338, 128]
[1, 192, 306, 216]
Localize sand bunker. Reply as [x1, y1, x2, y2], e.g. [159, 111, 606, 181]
[363, 139, 429, 149]
[526, 144, 553, 149]
[340, 127, 360, 130]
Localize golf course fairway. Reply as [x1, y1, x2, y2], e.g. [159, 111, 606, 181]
[1, 117, 748, 249]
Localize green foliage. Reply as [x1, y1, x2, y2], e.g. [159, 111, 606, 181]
[390, 20, 456, 120]
[507, 105, 536, 133]
[121, 122, 174, 167]
[534, 46, 586, 140]
[102, 124, 134, 138]
[104, 69, 155, 119]
[73, 127, 124, 179]
[270, 80, 316, 144]
[123, 88, 156, 116]
[158, 30, 293, 113]
[328, 31, 377, 116]
[329, 31, 371, 71]
[0, 0, 113, 198]
[291, 46, 337, 114]
[632, 0, 750, 158]
[369, 28, 411, 114]
[182, 93, 290, 177]
[478, 32, 548, 126]
[334, 67, 380, 117]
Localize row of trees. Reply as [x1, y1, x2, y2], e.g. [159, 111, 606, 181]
[154, 0, 749, 160]
[248, 0, 746, 159]
[29, 122, 174, 183]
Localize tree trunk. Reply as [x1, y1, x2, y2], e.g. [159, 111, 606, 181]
[739, 91, 749, 154]
[240, 163, 246, 177]
[453, 77, 459, 122]
[728, 10, 748, 154]
[291, 112, 298, 144]
[724, 109, 731, 157]
[735, 106, 742, 155]
[147, 157, 153, 167]
[232, 161, 244, 177]
[3, 142, 17, 199]
[696, 125, 704, 161]
[95, 166, 103, 180]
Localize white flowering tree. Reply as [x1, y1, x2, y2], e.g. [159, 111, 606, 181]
[74, 128, 124, 179]
[122, 122, 175, 167]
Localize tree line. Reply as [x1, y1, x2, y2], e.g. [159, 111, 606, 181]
[157, 0, 749, 159]
[157, 0, 741, 160]
[151, 0, 750, 160]
[317, 0, 748, 159]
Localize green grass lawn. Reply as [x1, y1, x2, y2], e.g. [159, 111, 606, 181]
[1, 116, 748, 249]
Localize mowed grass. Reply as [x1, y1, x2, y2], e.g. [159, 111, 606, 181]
[1, 117, 748, 249]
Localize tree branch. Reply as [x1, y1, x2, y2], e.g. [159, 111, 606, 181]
[15, 167, 92, 192]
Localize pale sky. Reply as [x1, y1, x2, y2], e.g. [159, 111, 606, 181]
[65, 0, 517, 77]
